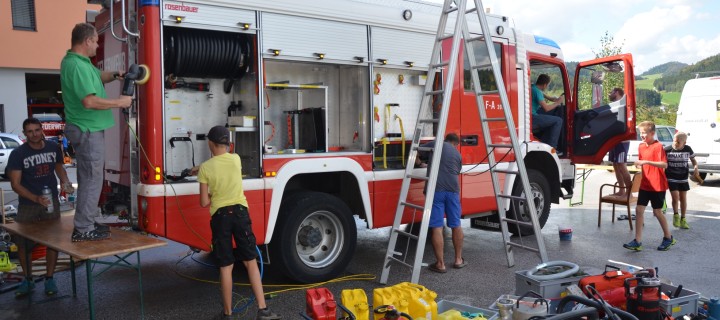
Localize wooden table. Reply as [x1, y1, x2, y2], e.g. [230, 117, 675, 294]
[2, 216, 166, 319]
[569, 164, 640, 206]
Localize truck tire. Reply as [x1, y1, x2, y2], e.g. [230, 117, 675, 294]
[271, 192, 357, 283]
[508, 169, 551, 236]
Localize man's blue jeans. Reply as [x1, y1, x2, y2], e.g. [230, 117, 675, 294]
[532, 113, 562, 148]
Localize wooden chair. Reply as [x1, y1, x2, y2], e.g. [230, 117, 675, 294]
[598, 173, 642, 230]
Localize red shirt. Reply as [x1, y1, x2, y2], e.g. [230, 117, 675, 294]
[639, 140, 669, 192]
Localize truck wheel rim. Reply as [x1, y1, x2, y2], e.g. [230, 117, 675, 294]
[518, 183, 544, 221]
[295, 210, 344, 268]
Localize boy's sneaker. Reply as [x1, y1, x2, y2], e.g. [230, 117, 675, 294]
[673, 214, 680, 228]
[657, 236, 677, 251]
[256, 308, 282, 320]
[679, 218, 690, 229]
[623, 239, 643, 251]
[15, 278, 34, 297]
[44, 278, 58, 295]
[71, 229, 111, 242]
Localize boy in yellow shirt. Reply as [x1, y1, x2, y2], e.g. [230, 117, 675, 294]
[192, 126, 281, 319]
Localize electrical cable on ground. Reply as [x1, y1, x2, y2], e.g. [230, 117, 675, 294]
[173, 251, 376, 296]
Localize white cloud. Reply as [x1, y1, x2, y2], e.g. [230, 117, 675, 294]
[559, 41, 594, 62]
[615, 5, 692, 54]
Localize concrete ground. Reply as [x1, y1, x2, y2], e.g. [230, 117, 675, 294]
[0, 168, 718, 319]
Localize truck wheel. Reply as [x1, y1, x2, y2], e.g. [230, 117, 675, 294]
[508, 169, 551, 236]
[271, 192, 357, 283]
[699, 172, 708, 180]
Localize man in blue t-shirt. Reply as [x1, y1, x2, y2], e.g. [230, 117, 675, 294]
[7, 118, 75, 297]
[531, 74, 563, 149]
[420, 133, 466, 273]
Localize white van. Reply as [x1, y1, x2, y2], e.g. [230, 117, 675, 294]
[675, 76, 720, 180]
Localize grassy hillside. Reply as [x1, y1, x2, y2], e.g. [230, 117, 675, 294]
[635, 74, 661, 90]
[634, 73, 680, 106]
[662, 91, 680, 105]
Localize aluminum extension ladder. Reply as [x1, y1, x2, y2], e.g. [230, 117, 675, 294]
[379, 0, 548, 284]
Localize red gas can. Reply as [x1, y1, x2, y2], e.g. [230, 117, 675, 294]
[306, 288, 337, 320]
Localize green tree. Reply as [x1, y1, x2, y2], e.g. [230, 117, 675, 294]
[576, 32, 625, 110]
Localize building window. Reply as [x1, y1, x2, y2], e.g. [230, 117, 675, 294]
[11, 0, 37, 31]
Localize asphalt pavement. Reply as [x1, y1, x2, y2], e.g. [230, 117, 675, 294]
[0, 168, 718, 320]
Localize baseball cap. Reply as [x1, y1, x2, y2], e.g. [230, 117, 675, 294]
[207, 126, 230, 145]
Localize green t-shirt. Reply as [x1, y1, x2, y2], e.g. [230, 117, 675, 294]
[60, 51, 114, 132]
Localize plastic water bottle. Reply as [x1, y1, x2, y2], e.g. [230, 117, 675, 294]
[68, 192, 76, 209]
[41, 186, 55, 213]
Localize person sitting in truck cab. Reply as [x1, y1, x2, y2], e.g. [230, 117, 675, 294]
[531, 74, 563, 149]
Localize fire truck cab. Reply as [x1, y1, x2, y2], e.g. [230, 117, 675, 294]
[92, 0, 636, 282]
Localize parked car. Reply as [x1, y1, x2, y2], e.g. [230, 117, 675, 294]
[0, 133, 24, 178]
[603, 125, 675, 164]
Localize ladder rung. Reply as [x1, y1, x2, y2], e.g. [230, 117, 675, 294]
[466, 35, 485, 43]
[478, 90, 500, 95]
[430, 61, 450, 69]
[415, 146, 434, 152]
[497, 194, 527, 201]
[437, 34, 454, 42]
[488, 143, 512, 148]
[483, 117, 506, 122]
[507, 242, 541, 253]
[401, 201, 425, 211]
[471, 63, 492, 70]
[426, 90, 445, 96]
[393, 228, 420, 240]
[501, 217, 533, 227]
[418, 119, 439, 124]
[386, 255, 413, 269]
[465, 7, 478, 14]
[445, 6, 458, 14]
[492, 169, 519, 175]
[407, 174, 429, 181]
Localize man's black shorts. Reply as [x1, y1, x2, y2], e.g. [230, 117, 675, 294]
[637, 190, 665, 209]
[210, 204, 258, 267]
[668, 181, 690, 192]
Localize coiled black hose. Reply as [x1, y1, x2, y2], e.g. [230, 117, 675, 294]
[164, 27, 251, 79]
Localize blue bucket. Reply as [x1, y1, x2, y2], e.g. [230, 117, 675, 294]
[559, 228, 573, 241]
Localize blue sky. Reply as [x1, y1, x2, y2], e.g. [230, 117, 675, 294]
[434, 0, 720, 73]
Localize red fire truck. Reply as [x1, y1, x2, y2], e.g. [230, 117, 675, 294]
[92, 0, 636, 282]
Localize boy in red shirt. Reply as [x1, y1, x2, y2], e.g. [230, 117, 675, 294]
[623, 121, 676, 251]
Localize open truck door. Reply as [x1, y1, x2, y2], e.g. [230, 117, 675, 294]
[570, 54, 636, 164]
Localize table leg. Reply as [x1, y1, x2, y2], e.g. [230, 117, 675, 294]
[70, 258, 77, 297]
[137, 252, 144, 319]
[569, 168, 589, 206]
[86, 259, 95, 320]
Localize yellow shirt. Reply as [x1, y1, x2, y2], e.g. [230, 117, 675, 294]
[197, 153, 248, 215]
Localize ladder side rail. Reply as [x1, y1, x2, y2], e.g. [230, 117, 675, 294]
[471, 0, 548, 261]
[459, 16, 517, 266]
[379, 0, 467, 284]
[407, 0, 470, 284]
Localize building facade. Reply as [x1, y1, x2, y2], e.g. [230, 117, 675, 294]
[0, 0, 99, 135]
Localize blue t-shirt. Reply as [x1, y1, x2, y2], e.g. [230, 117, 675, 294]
[531, 84, 544, 115]
[6, 141, 63, 205]
[421, 140, 462, 193]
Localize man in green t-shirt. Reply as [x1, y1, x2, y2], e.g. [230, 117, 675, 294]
[60, 22, 132, 242]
